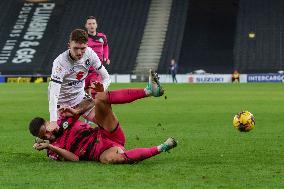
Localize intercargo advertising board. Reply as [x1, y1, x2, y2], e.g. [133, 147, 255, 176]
[247, 73, 284, 82]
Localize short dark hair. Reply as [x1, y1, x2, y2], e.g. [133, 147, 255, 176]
[86, 16, 97, 22]
[69, 29, 88, 44]
[29, 117, 45, 137]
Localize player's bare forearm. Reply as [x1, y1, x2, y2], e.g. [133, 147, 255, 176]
[76, 98, 95, 115]
[47, 144, 79, 161]
[59, 98, 95, 117]
[34, 143, 79, 161]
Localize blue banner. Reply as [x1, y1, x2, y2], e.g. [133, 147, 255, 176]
[0, 76, 5, 83]
[247, 73, 284, 82]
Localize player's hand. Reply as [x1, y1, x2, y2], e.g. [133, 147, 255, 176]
[33, 142, 49, 151]
[106, 59, 110, 65]
[90, 81, 104, 92]
[103, 58, 110, 65]
[47, 121, 58, 132]
[35, 137, 49, 144]
[59, 107, 79, 117]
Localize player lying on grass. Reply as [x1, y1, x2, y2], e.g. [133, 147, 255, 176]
[29, 87, 177, 163]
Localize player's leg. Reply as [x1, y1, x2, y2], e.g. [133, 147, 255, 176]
[83, 89, 147, 125]
[99, 137, 178, 164]
[106, 69, 164, 105]
[93, 92, 119, 132]
[83, 69, 164, 123]
[99, 146, 125, 164]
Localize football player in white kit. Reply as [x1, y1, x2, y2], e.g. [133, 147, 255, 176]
[48, 29, 111, 130]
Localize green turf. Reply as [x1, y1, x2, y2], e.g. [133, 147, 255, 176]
[0, 83, 283, 188]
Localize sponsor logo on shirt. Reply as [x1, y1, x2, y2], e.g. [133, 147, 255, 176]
[76, 71, 84, 80]
[98, 38, 104, 43]
[67, 80, 83, 86]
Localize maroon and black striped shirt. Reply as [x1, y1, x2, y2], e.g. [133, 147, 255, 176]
[47, 117, 100, 161]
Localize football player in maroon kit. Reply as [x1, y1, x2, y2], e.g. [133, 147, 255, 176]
[84, 16, 110, 98]
[30, 74, 177, 164]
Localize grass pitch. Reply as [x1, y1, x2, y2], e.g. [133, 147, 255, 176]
[0, 83, 283, 188]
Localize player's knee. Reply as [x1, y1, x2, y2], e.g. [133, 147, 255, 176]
[99, 147, 126, 164]
[100, 154, 125, 164]
[99, 156, 111, 164]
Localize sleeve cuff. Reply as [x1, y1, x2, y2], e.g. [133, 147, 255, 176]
[50, 111, 58, 122]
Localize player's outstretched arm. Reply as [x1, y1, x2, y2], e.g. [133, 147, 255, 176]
[59, 98, 95, 117]
[34, 143, 79, 161]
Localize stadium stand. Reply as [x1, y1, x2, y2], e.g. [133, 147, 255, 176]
[45, 0, 151, 75]
[0, 0, 33, 75]
[178, 0, 238, 74]
[157, 0, 189, 74]
[133, 0, 172, 75]
[234, 0, 284, 73]
[0, 0, 150, 75]
[2, 0, 283, 76]
[0, 0, 64, 75]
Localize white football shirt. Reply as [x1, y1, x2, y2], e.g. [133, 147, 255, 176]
[48, 47, 111, 121]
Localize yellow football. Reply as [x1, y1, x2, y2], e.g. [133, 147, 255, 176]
[233, 111, 255, 132]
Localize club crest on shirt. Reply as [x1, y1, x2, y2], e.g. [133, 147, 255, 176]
[69, 67, 75, 72]
[62, 121, 69, 129]
[98, 38, 104, 43]
[85, 59, 90, 67]
[76, 71, 85, 80]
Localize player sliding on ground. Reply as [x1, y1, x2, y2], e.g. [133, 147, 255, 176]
[29, 71, 177, 163]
